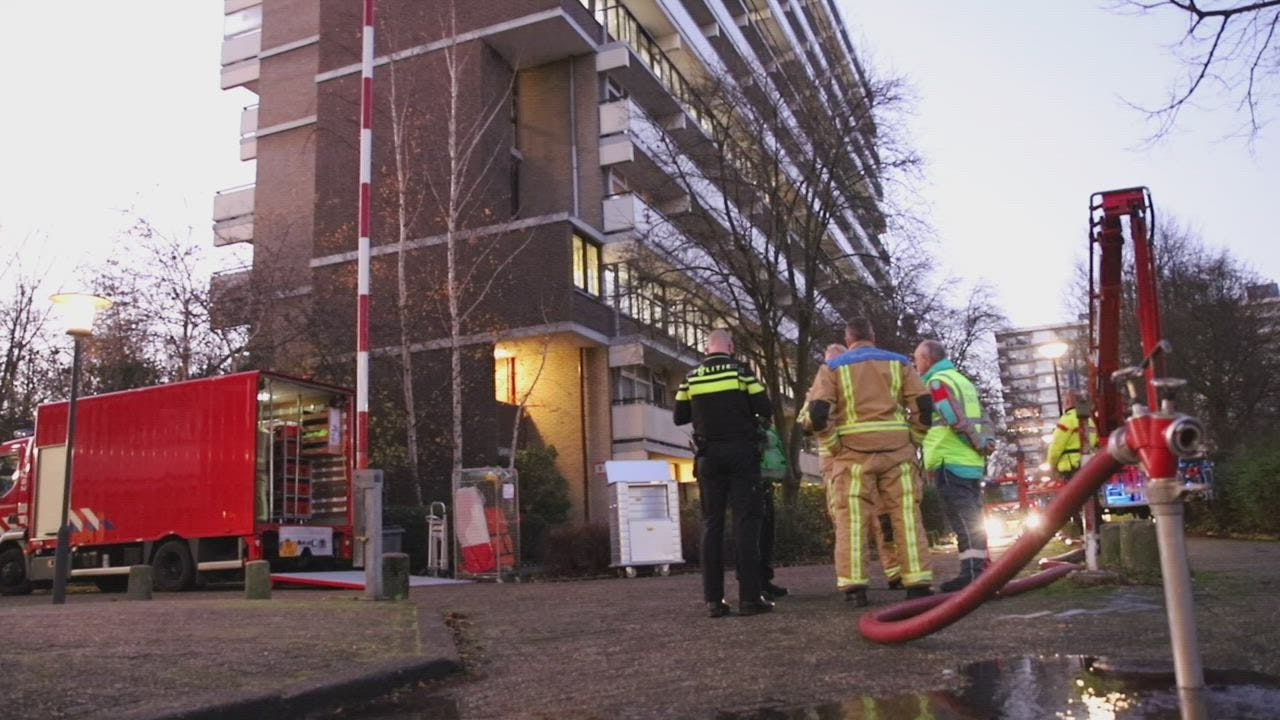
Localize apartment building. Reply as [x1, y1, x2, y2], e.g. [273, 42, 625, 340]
[995, 321, 1088, 470]
[211, 0, 888, 520]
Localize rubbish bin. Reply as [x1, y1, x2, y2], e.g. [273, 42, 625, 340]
[382, 525, 404, 555]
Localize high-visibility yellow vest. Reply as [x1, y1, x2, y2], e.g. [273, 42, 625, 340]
[922, 366, 985, 471]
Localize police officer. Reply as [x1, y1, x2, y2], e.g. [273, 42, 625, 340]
[674, 329, 775, 617]
[914, 339, 996, 592]
[802, 319, 935, 607]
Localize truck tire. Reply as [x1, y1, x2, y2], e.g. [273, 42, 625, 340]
[0, 547, 32, 596]
[153, 540, 196, 592]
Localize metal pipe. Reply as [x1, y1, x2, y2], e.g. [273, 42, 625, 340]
[51, 335, 83, 605]
[1147, 477, 1204, 691]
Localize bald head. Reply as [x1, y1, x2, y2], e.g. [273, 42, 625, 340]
[706, 328, 734, 354]
[913, 339, 947, 376]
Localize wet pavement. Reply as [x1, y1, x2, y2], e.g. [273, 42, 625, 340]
[322, 538, 1280, 720]
[334, 656, 1280, 719]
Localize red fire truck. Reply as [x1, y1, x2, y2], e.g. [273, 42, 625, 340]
[0, 371, 355, 595]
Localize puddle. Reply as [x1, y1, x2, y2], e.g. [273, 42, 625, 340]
[719, 656, 1280, 720]
[329, 656, 1280, 719]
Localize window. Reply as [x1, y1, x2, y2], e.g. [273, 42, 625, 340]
[572, 234, 601, 296]
[0, 452, 17, 498]
[611, 366, 669, 407]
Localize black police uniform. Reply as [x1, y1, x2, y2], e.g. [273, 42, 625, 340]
[674, 352, 773, 610]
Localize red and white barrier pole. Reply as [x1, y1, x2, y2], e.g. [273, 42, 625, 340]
[356, 0, 374, 471]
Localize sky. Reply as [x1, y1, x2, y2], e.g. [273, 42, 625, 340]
[1, 2, 1276, 329]
[0, 3, 254, 288]
[844, 1, 1280, 326]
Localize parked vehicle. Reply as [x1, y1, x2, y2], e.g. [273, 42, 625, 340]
[0, 372, 354, 595]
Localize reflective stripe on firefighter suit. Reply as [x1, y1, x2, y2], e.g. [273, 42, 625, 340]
[802, 342, 932, 590]
[801, 399, 900, 584]
[1047, 407, 1097, 474]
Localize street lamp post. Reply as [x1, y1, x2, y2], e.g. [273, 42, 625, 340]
[50, 292, 111, 605]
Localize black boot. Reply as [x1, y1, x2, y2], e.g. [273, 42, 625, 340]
[738, 596, 776, 616]
[843, 587, 869, 607]
[887, 577, 903, 590]
[941, 558, 988, 592]
[763, 581, 789, 599]
[706, 600, 732, 618]
[905, 585, 934, 599]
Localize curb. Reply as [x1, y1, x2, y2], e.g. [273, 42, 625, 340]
[144, 601, 463, 720]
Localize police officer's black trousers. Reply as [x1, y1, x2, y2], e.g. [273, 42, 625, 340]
[697, 440, 765, 603]
[760, 486, 776, 582]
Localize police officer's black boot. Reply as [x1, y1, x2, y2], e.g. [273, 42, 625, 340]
[941, 558, 988, 592]
[763, 581, 788, 599]
[738, 595, 775, 616]
[707, 599, 732, 618]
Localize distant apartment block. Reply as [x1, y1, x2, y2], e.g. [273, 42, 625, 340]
[995, 321, 1088, 470]
[211, 0, 889, 518]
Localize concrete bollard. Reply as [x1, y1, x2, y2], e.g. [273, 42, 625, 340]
[245, 560, 272, 600]
[1100, 522, 1123, 570]
[1127, 519, 1161, 578]
[127, 565, 152, 600]
[383, 553, 410, 601]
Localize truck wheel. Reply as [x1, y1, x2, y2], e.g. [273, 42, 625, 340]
[0, 547, 32, 596]
[153, 540, 196, 592]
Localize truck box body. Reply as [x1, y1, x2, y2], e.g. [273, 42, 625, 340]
[34, 373, 260, 545]
[0, 371, 355, 594]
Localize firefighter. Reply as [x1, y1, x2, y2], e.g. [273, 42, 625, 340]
[801, 319, 935, 606]
[801, 343, 902, 590]
[674, 328, 775, 617]
[1047, 390, 1098, 477]
[913, 339, 996, 592]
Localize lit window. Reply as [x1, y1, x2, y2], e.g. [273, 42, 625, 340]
[572, 234, 601, 296]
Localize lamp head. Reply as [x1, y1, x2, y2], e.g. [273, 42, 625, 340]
[1039, 340, 1069, 360]
[50, 293, 112, 337]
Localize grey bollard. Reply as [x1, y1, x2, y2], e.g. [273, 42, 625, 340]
[1100, 522, 1123, 570]
[245, 560, 272, 600]
[127, 565, 152, 600]
[383, 553, 410, 601]
[1128, 519, 1161, 578]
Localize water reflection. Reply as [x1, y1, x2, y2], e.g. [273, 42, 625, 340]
[715, 656, 1280, 720]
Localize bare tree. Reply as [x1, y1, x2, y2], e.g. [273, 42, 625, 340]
[1117, 1, 1280, 140]
[627, 40, 921, 494]
[0, 249, 56, 435]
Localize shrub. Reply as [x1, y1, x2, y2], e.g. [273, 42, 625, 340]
[770, 484, 834, 563]
[1202, 434, 1280, 537]
[542, 522, 612, 577]
[514, 445, 573, 563]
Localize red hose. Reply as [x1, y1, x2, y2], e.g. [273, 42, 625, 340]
[859, 451, 1122, 643]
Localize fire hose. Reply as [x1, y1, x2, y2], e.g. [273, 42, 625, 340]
[859, 447, 1123, 644]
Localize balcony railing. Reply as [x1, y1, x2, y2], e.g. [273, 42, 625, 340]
[583, 1, 716, 137]
[610, 401, 693, 453]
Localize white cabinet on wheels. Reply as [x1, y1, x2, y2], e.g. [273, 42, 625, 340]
[606, 460, 683, 577]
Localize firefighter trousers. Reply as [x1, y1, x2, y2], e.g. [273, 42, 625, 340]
[822, 455, 899, 584]
[829, 443, 932, 590]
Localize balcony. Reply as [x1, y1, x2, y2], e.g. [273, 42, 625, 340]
[209, 266, 252, 329]
[591, 2, 716, 137]
[481, 0, 597, 70]
[611, 400, 694, 458]
[239, 104, 258, 160]
[221, 1, 261, 91]
[598, 98, 684, 198]
[212, 184, 255, 246]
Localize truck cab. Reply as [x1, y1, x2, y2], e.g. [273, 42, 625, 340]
[0, 435, 34, 595]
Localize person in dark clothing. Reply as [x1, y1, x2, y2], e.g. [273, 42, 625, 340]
[758, 424, 789, 600]
[674, 329, 775, 617]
